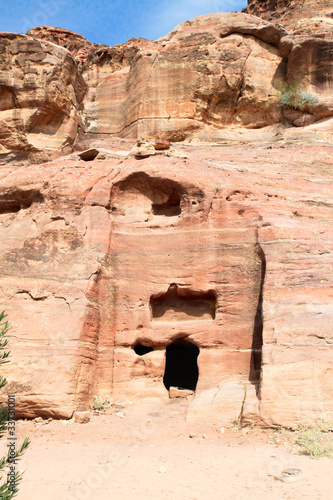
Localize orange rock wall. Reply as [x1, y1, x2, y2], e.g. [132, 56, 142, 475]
[1, 142, 332, 427]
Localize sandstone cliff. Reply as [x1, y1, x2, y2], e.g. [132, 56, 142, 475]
[0, 8, 332, 427]
[245, 0, 333, 30]
[81, 13, 287, 140]
[2, 11, 333, 163]
[0, 139, 332, 427]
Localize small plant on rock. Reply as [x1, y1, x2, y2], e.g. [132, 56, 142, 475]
[92, 395, 112, 411]
[84, 116, 91, 128]
[274, 79, 319, 112]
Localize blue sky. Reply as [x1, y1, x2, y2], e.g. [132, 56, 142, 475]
[1, 0, 247, 46]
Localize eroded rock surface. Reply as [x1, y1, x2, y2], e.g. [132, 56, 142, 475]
[0, 32, 86, 163]
[245, 0, 333, 30]
[26, 26, 93, 68]
[0, 141, 332, 426]
[1, 12, 333, 163]
[82, 13, 286, 140]
[0, 8, 332, 428]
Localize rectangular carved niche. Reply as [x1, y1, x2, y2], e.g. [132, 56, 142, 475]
[150, 284, 216, 321]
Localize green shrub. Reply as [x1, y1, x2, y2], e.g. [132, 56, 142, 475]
[295, 420, 333, 458]
[0, 309, 30, 498]
[93, 395, 112, 411]
[275, 79, 319, 112]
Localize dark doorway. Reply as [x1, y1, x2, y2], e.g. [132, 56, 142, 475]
[163, 340, 199, 391]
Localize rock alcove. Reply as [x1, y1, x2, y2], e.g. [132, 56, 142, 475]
[150, 284, 217, 321]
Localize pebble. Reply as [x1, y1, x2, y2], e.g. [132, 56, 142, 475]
[277, 468, 305, 483]
[115, 411, 126, 418]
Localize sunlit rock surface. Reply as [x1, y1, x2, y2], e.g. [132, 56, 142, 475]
[0, 8, 332, 427]
[0, 140, 332, 426]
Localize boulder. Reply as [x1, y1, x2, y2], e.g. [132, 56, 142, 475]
[74, 411, 91, 424]
[0, 32, 87, 162]
[186, 382, 246, 425]
[169, 387, 194, 399]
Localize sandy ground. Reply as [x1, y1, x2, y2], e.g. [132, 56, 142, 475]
[3, 399, 333, 500]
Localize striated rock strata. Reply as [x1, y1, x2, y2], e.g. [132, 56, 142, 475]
[0, 140, 332, 427]
[81, 13, 287, 140]
[2, 12, 333, 162]
[0, 9, 332, 428]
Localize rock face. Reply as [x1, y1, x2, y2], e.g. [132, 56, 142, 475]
[80, 11, 333, 141]
[26, 26, 94, 69]
[282, 20, 333, 96]
[245, 0, 333, 30]
[1, 12, 333, 163]
[0, 32, 86, 163]
[0, 140, 332, 427]
[82, 13, 286, 140]
[0, 9, 332, 427]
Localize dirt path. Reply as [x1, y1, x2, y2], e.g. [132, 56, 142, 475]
[3, 400, 332, 500]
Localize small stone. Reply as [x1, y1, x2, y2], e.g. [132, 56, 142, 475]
[220, 427, 225, 434]
[169, 386, 194, 398]
[159, 466, 167, 474]
[34, 417, 43, 423]
[186, 394, 195, 401]
[74, 411, 91, 424]
[153, 139, 170, 150]
[115, 411, 126, 418]
[277, 468, 305, 483]
[189, 432, 197, 438]
[78, 149, 99, 161]
[131, 141, 156, 158]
